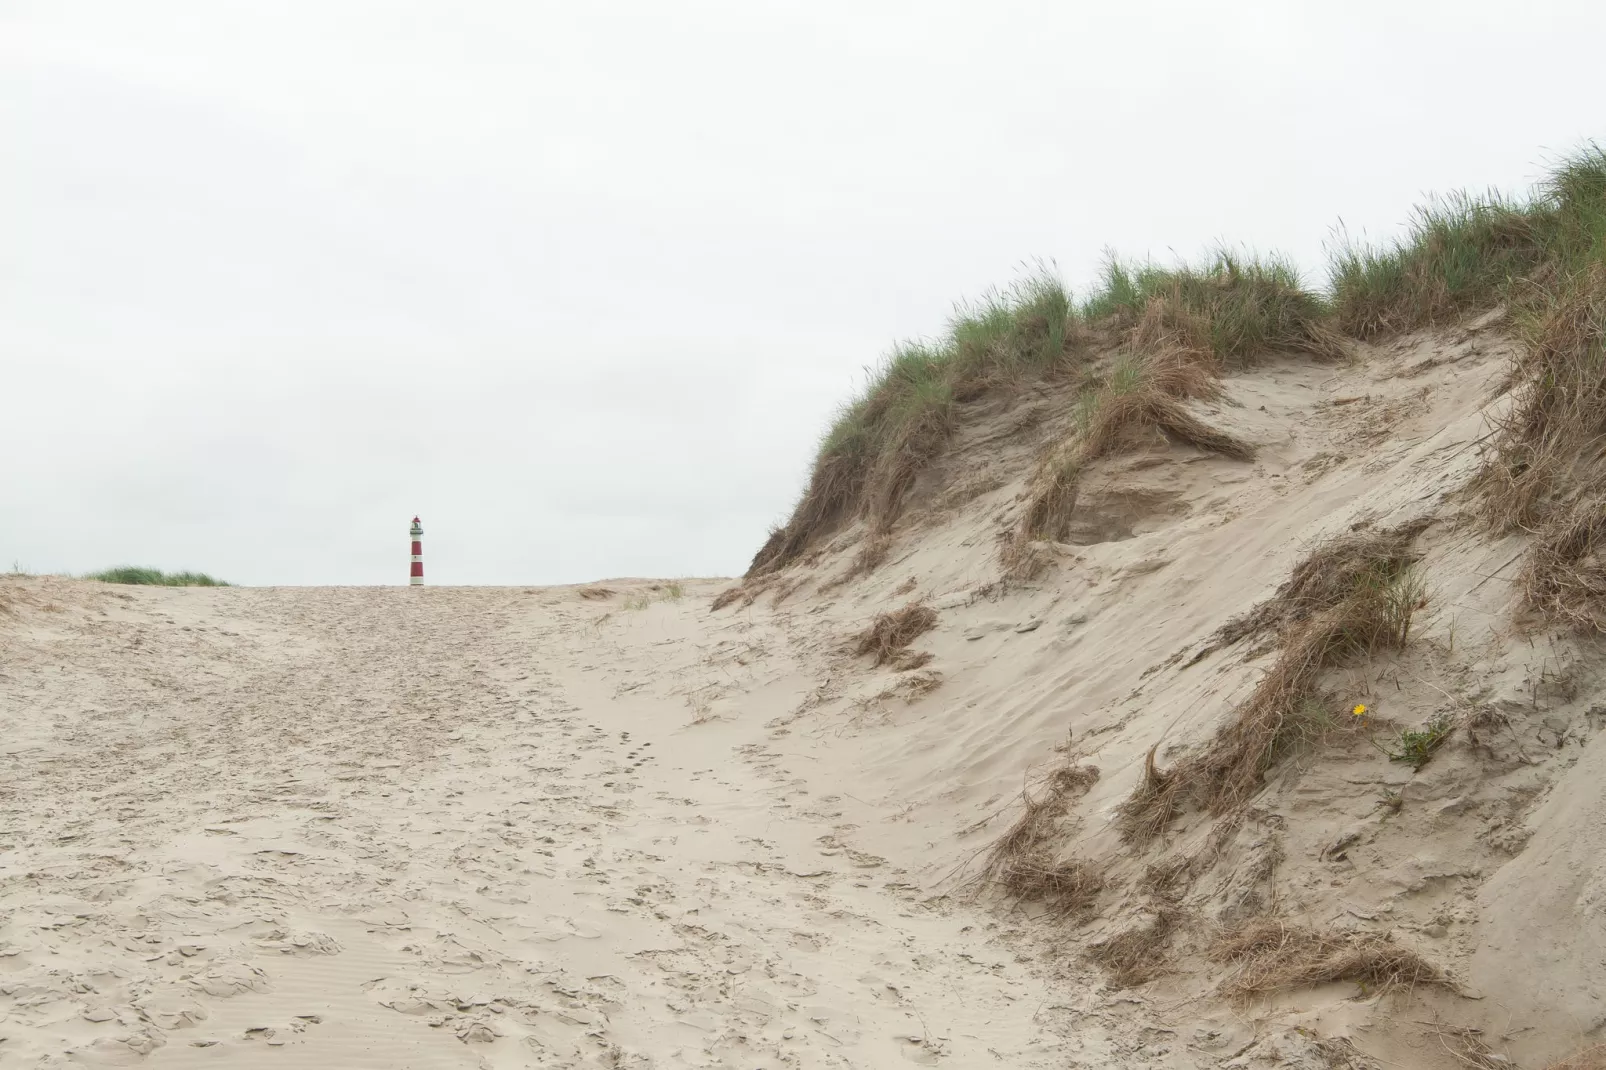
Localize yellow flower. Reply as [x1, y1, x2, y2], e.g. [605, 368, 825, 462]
[1352, 704, 1368, 717]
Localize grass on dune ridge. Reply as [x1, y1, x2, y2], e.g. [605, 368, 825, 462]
[748, 248, 1339, 577]
[85, 567, 231, 587]
[749, 143, 1606, 582]
[1083, 250, 1344, 363]
[747, 270, 1082, 576]
[1330, 146, 1606, 337]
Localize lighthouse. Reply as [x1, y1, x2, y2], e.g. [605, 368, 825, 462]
[409, 517, 424, 585]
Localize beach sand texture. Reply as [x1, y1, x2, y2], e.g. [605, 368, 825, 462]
[5, 315, 1606, 1068]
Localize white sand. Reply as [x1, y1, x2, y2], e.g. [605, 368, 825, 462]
[4, 315, 1604, 1068]
[0, 578, 1103, 1068]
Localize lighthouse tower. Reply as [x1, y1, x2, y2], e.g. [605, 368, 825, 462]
[409, 517, 424, 585]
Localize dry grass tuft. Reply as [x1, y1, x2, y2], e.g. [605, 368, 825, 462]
[1474, 267, 1606, 631]
[1547, 1045, 1606, 1070]
[878, 668, 943, 703]
[1519, 496, 1606, 631]
[1047, 763, 1101, 796]
[853, 602, 938, 665]
[1138, 855, 1192, 901]
[577, 585, 616, 601]
[1017, 442, 1083, 545]
[1479, 266, 1606, 532]
[1119, 743, 1179, 845]
[990, 856, 1106, 918]
[889, 649, 934, 672]
[1086, 908, 1179, 988]
[1076, 346, 1225, 459]
[973, 765, 1103, 915]
[997, 537, 1061, 584]
[1119, 524, 1427, 840]
[1211, 919, 1447, 998]
[1212, 519, 1431, 648]
[1014, 345, 1252, 552]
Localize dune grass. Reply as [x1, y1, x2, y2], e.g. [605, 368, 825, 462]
[1012, 348, 1251, 549]
[1084, 250, 1343, 363]
[751, 253, 1335, 578]
[852, 601, 938, 665]
[1440, 148, 1606, 631]
[754, 143, 1606, 591]
[1330, 146, 1606, 338]
[1010, 296, 1257, 557]
[85, 567, 231, 587]
[747, 270, 1083, 576]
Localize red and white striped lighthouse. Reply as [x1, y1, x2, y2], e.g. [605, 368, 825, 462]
[409, 516, 424, 585]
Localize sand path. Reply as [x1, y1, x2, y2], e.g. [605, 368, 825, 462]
[0, 582, 1079, 1069]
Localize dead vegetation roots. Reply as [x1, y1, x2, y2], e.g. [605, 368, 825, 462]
[1211, 919, 1446, 998]
[1086, 908, 1180, 988]
[853, 603, 938, 665]
[973, 765, 1103, 916]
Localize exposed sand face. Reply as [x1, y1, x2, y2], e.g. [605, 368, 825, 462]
[0, 578, 1105, 1068]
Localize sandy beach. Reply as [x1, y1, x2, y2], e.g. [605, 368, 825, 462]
[0, 578, 1093, 1068]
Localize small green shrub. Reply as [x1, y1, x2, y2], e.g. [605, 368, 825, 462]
[1375, 713, 1454, 771]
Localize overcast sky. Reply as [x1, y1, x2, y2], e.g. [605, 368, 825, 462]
[3, 1, 1602, 586]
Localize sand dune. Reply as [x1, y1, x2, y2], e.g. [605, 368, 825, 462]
[5, 315, 1606, 1067]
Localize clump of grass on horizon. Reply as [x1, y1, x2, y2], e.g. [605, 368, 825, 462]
[85, 566, 231, 587]
[1329, 146, 1606, 338]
